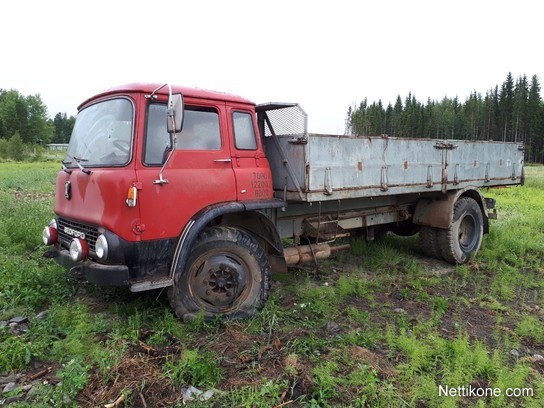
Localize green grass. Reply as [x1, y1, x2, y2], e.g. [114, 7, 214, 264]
[1, 161, 543, 407]
[164, 349, 223, 388]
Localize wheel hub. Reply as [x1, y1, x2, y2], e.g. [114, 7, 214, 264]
[193, 255, 248, 308]
[209, 266, 232, 292]
[459, 215, 476, 249]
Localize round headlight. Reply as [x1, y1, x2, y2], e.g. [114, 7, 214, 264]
[95, 234, 109, 260]
[42, 226, 58, 245]
[69, 238, 89, 262]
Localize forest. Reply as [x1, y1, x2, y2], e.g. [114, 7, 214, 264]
[347, 73, 544, 163]
[0, 89, 74, 144]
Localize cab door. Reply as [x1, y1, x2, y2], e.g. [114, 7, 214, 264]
[227, 104, 273, 201]
[136, 99, 236, 240]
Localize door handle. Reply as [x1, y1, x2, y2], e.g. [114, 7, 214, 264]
[213, 158, 232, 163]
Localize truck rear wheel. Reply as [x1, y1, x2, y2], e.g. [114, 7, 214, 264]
[168, 226, 271, 321]
[437, 197, 484, 264]
[392, 221, 420, 237]
[419, 226, 442, 260]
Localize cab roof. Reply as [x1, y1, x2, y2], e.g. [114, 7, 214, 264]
[78, 83, 255, 110]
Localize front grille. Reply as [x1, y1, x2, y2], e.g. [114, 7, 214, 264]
[57, 217, 99, 253]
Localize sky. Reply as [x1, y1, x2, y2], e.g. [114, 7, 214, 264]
[0, 0, 542, 134]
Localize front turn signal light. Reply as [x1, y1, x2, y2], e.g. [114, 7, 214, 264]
[126, 186, 138, 207]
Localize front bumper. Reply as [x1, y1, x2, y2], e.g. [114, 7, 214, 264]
[50, 246, 130, 286]
[43, 218, 178, 287]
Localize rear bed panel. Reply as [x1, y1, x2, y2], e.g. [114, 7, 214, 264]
[264, 133, 524, 202]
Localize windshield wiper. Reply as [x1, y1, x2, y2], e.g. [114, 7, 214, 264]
[64, 155, 91, 175]
[61, 162, 72, 174]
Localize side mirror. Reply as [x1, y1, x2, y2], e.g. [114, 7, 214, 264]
[167, 93, 184, 134]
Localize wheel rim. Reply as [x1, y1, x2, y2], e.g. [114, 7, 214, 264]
[458, 214, 477, 251]
[189, 252, 250, 312]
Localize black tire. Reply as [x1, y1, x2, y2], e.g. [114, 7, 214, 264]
[419, 226, 442, 260]
[168, 226, 271, 321]
[392, 221, 420, 237]
[437, 197, 484, 264]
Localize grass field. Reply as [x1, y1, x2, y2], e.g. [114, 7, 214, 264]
[0, 161, 543, 407]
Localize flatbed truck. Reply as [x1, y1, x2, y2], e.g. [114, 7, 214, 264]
[42, 83, 524, 320]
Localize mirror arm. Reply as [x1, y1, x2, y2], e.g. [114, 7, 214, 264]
[151, 83, 184, 185]
[153, 133, 176, 185]
[145, 83, 168, 100]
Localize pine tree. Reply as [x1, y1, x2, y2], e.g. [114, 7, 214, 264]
[499, 72, 515, 141]
[527, 75, 543, 162]
[391, 95, 403, 136]
[385, 103, 393, 135]
[513, 74, 529, 143]
[53, 112, 64, 143]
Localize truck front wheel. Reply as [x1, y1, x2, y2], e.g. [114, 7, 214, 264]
[169, 226, 271, 321]
[437, 197, 484, 264]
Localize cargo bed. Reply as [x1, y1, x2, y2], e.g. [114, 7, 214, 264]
[264, 133, 524, 202]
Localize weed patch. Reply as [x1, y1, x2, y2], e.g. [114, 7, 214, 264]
[164, 349, 223, 388]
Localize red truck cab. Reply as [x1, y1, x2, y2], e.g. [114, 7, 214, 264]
[44, 83, 285, 319]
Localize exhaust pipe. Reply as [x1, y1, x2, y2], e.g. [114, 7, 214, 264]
[283, 243, 350, 266]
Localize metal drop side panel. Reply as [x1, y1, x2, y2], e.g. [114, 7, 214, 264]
[264, 134, 524, 202]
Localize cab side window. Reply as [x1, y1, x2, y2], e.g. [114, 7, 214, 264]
[233, 111, 257, 150]
[144, 104, 221, 165]
[178, 108, 221, 150]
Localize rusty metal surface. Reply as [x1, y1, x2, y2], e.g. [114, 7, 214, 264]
[283, 243, 331, 266]
[264, 134, 524, 202]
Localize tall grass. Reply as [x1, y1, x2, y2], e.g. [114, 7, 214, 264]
[0, 162, 543, 407]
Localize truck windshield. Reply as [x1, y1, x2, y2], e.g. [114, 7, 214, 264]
[64, 98, 133, 167]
